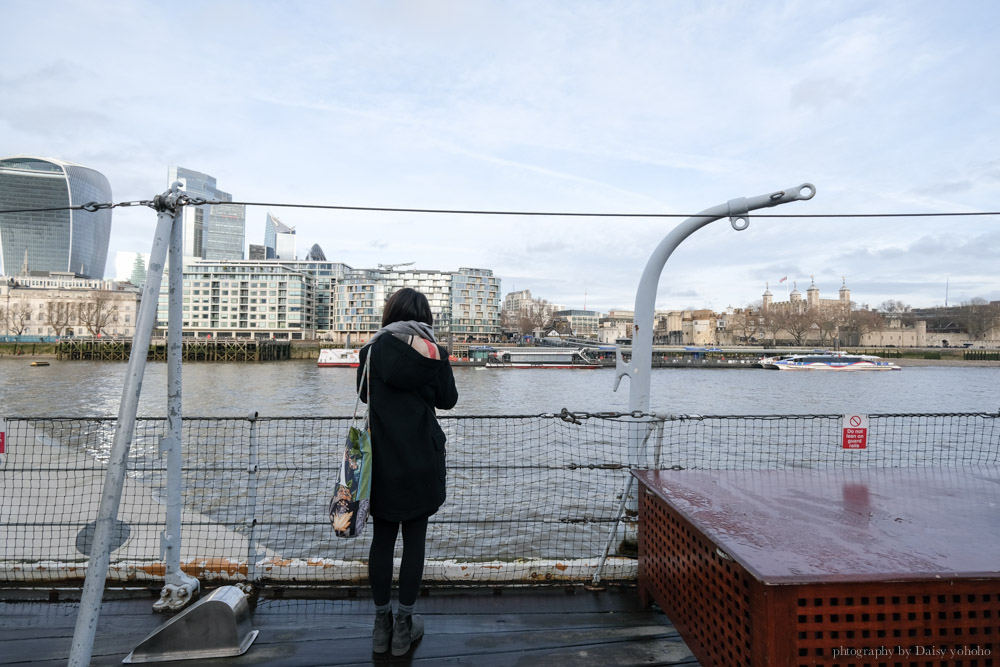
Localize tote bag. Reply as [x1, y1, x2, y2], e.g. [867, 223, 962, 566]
[329, 353, 373, 538]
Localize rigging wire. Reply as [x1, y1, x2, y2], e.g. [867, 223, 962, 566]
[0, 199, 998, 218]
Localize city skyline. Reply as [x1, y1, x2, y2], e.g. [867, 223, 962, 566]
[3, 2, 999, 312]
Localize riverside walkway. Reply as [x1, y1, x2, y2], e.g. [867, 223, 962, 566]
[0, 586, 698, 666]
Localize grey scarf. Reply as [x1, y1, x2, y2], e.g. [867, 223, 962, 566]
[364, 320, 437, 349]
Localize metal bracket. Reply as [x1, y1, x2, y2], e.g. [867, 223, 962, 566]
[728, 197, 750, 230]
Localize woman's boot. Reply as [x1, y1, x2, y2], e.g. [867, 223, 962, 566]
[372, 610, 393, 654]
[391, 613, 424, 656]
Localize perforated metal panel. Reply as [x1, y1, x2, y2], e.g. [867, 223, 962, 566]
[639, 485, 756, 666]
[637, 474, 1000, 667]
[790, 585, 998, 666]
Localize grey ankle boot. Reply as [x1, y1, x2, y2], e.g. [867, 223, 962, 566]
[391, 613, 424, 656]
[372, 610, 393, 654]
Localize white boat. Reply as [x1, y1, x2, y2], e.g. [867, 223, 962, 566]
[763, 353, 901, 371]
[485, 347, 601, 369]
[318, 348, 360, 368]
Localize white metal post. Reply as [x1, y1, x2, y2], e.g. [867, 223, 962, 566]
[612, 183, 816, 537]
[69, 185, 183, 667]
[153, 184, 200, 611]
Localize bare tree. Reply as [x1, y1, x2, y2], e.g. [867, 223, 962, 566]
[840, 305, 884, 347]
[44, 301, 73, 337]
[6, 298, 32, 336]
[728, 306, 761, 345]
[877, 299, 911, 314]
[813, 311, 841, 346]
[78, 295, 118, 336]
[958, 298, 1000, 340]
[778, 311, 815, 345]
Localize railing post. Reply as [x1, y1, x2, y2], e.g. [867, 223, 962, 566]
[69, 185, 184, 667]
[612, 183, 816, 543]
[245, 411, 261, 584]
[153, 183, 200, 612]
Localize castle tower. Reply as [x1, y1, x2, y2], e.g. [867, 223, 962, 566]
[762, 283, 772, 311]
[806, 275, 820, 310]
[789, 281, 802, 312]
[839, 277, 851, 305]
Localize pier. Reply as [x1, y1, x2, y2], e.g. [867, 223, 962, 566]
[56, 338, 291, 362]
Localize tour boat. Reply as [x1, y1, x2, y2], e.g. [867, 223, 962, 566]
[762, 353, 901, 371]
[317, 348, 360, 368]
[485, 347, 601, 369]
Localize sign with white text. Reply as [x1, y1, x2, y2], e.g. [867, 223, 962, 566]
[842, 414, 869, 449]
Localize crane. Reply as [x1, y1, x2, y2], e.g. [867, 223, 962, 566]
[377, 262, 415, 271]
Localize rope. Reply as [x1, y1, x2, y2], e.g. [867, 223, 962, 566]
[2, 199, 999, 219]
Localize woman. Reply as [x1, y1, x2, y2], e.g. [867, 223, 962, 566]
[357, 288, 458, 656]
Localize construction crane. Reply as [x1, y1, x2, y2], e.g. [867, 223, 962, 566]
[377, 262, 415, 271]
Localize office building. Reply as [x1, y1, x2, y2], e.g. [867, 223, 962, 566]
[264, 213, 296, 260]
[0, 156, 113, 278]
[167, 166, 246, 260]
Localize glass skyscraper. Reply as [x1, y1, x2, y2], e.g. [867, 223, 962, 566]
[264, 212, 296, 260]
[167, 166, 246, 260]
[0, 156, 113, 278]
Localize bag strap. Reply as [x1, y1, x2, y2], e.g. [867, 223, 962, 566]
[353, 349, 371, 421]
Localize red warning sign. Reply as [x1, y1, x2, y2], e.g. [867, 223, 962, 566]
[842, 414, 869, 449]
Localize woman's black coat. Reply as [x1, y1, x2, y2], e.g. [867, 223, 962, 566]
[357, 334, 458, 521]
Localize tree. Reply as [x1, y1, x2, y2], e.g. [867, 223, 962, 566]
[877, 299, 911, 314]
[44, 301, 73, 337]
[958, 298, 1000, 340]
[839, 305, 884, 347]
[5, 298, 32, 336]
[78, 295, 118, 336]
[812, 311, 841, 346]
[775, 310, 814, 345]
[728, 305, 761, 345]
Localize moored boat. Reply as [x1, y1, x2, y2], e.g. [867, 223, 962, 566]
[317, 348, 360, 368]
[485, 347, 600, 369]
[763, 353, 901, 371]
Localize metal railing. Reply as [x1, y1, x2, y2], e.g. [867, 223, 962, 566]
[2, 411, 997, 586]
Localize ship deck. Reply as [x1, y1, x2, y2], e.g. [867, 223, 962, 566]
[0, 585, 699, 666]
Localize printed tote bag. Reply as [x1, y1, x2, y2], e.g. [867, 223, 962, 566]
[329, 352, 373, 538]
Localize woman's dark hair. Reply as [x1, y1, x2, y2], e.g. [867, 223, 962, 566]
[382, 288, 433, 327]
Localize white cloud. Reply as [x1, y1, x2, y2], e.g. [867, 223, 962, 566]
[2, 0, 998, 312]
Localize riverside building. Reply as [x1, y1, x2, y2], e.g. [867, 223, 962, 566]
[0, 274, 140, 339]
[0, 156, 112, 279]
[154, 261, 501, 342]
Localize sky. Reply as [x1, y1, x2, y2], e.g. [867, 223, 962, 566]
[3, 0, 999, 313]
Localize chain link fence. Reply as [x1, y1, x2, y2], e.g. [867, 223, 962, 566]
[1, 412, 997, 586]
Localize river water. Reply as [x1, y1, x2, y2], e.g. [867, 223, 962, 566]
[4, 358, 998, 563]
[2, 358, 998, 417]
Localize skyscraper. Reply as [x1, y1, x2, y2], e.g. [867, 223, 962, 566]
[167, 166, 246, 260]
[264, 212, 296, 260]
[0, 156, 113, 278]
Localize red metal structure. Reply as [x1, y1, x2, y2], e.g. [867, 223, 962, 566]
[634, 468, 1000, 666]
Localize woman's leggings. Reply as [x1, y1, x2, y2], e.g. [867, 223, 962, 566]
[368, 515, 429, 607]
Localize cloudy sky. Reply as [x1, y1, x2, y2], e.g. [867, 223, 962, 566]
[3, 0, 998, 312]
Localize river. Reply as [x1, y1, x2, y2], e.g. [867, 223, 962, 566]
[2, 358, 998, 417]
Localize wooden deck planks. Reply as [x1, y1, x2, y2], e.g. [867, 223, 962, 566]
[0, 587, 698, 666]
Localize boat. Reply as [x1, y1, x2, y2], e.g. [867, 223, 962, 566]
[317, 348, 360, 368]
[30, 361, 50, 367]
[762, 353, 901, 371]
[485, 347, 601, 369]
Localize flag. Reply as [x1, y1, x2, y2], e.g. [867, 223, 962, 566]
[779, 276, 787, 283]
